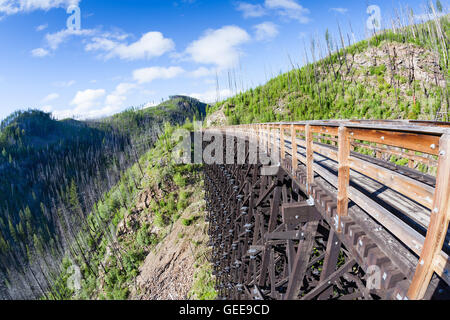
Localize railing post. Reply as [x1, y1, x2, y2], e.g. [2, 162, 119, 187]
[305, 124, 314, 196]
[273, 125, 276, 155]
[280, 124, 285, 160]
[337, 126, 350, 233]
[255, 124, 259, 147]
[291, 124, 298, 172]
[407, 134, 450, 300]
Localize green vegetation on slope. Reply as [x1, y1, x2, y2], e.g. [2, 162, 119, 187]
[0, 96, 207, 299]
[48, 122, 216, 300]
[208, 16, 449, 125]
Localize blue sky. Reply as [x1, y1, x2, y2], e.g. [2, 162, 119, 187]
[0, 0, 444, 120]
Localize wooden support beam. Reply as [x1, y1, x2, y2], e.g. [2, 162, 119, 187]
[317, 230, 341, 300]
[291, 124, 298, 171]
[258, 179, 282, 287]
[280, 124, 285, 160]
[285, 221, 319, 299]
[270, 248, 276, 298]
[255, 180, 277, 208]
[306, 124, 314, 195]
[300, 258, 356, 300]
[265, 230, 310, 240]
[349, 128, 440, 156]
[282, 202, 322, 227]
[407, 134, 450, 300]
[337, 126, 350, 232]
[268, 185, 282, 232]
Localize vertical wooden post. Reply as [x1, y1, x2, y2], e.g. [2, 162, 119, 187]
[408, 151, 415, 169]
[266, 124, 270, 153]
[291, 124, 298, 172]
[256, 124, 260, 147]
[337, 126, 350, 233]
[305, 124, 314, 196]
[261, 125, 264, 151]
[407, 134, 450, 300]
[280, 124, 285, 160]
[273, 125, 277, 156]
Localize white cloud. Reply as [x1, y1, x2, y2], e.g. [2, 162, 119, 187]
[70, 88, 106, 111]
[253, 22, 279, 41]
[189, 67, 215, 78]
[104, 82, 137, 111]
[330, 7, 348, 14]
[52, 83, 139, 120]
[133, 66, 185, 84]
[31, 47, 50, 57]
[265, 0, 310, 23]
[187, 88, 233, 103]
[46, 28, 95, 50]
[42, 93, 59, 103]
[0, 0, 80, 16]
[86, 31, 175, 60]
[52, 88, 112, 119]
[36, 23, 48, 31]
[41, 105, 53, 113]
[114, 82, 137, 95]
[236, 2, 266, 18]
[185, 25, 250, 70]
[237, 0, 311, 23]
[104, 94, 126, 110]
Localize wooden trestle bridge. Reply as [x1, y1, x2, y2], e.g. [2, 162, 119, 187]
[202, 120, 450, 300]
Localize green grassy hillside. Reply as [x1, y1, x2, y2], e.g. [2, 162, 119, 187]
[0, 96, 207, 299]
[207, 16, 449, 125]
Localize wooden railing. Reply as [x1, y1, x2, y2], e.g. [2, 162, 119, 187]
[211, 120, 450, 300]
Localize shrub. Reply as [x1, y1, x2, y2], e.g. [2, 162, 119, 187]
[173, 172, 186, 187]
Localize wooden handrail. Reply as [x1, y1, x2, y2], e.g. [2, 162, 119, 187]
[210, 120, 450, 300]
[407, 134, 450, 299]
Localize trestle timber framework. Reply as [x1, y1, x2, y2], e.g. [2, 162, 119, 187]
[203, 120, 450, 300]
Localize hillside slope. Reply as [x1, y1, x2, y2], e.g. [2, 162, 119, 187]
[0, 96, 207, 300]
[207, 16, 449, 125]
[49, 123, 216, 300]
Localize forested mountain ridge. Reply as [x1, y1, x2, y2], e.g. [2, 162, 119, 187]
[48, 122, 216, 300]
[207, 15, 449, 126]
[0, 96, 207, 299]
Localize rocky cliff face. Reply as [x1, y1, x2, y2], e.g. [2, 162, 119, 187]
[130, 185, 209, 300]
